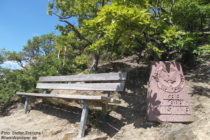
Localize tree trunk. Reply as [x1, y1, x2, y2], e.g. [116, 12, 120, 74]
[90, 54, 100, 72]
[57, 49, 60, 59]
[63, 46, 67, 66]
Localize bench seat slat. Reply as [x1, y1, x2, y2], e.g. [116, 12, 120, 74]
[36, 82, 125, 91]
[39, 72, 127, 82]
[16, 92, 110, 102]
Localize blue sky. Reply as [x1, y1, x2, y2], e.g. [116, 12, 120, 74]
[0, 0, 61, 52]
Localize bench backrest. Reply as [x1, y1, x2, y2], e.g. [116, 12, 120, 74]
[36, 72, 127, 91]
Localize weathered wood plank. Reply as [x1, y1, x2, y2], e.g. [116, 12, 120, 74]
[36, 82, 125, 91]
[78, 102, 88, 138]
[16, 92, 110, 102]
[39, 72, 127, 82]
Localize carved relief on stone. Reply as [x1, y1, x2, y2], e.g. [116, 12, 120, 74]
[147, 61, 193, 122]
[153, 63, 185, 93]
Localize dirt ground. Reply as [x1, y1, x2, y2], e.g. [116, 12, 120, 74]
[0, 57, 209, 140]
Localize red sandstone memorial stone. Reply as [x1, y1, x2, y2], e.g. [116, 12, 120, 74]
[147, 61, 192, 122]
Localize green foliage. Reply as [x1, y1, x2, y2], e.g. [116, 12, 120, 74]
[142, 0, 210, 61]
[84, 4, 152, 56]
[172, 0, 210, 32]
[48, 0, 209, 64]
[23, 33, 56, 59]
[0, 69, 24, 103]
[0, 50, 5, 64]
[0, 31, 93, 103]
[1, 0, 210, 103]
[48, 0, 108, 25]
[194, 44, 210, 56]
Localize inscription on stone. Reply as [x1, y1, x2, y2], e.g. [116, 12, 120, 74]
[147, 61, 192, 122]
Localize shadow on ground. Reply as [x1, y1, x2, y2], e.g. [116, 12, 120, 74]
[185, 61, 210, 98]
[29, 61, 160, 137]
[96, 61, 160, 137]
[27, 60, 209, 138]
[33, 101, 81, 123]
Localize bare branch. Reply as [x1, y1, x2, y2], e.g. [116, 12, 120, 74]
[53, 12, 92, 46]
[170, 0, 175, 13]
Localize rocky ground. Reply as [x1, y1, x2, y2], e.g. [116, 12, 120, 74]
[0, 56, 209, 140]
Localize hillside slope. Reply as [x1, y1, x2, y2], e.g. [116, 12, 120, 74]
[0, 57, 209, 140]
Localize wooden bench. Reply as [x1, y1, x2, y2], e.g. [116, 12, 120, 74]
[16, 72, 127, 138]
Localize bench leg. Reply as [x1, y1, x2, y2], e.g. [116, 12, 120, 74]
[77, 102, 89, 138]
[24, 96, 29, 114]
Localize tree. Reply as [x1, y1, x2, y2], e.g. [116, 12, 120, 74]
[48, 0, 153, 70]
[48, 0, 115, 71]
[48, 0, 209, 68]
[23, 33, 56, 62]
[83, 4, 153, 59]
[0, 50, 4, 64]
[0, 34, 61, 103]
[1, 0, 209, 103]
[147, 0, 210, 63]
[172, 0, 210, 32]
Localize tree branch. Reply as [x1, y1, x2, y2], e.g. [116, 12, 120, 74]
[102, 0, 105, 6]
[159, 7, 174, 26]
[53, 13, 92, 46]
